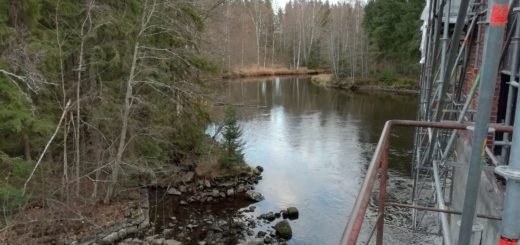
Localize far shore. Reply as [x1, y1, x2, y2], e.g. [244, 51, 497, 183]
[221, 66, 329, 79]
[310, 74, 419, 94]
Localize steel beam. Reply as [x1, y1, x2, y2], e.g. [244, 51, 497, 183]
[376, 138, 389, 245]
[501, 11, 520, 161]
[386, 202, 502, 220]
[433, 160, 452, 244]
[457, 1, 510, 244]
[496, 9, 520, 241]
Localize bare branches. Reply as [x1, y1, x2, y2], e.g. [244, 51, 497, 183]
[23, 100, 72, 196]
[0, 68, 27, 83]
[139, 46, 191, 66]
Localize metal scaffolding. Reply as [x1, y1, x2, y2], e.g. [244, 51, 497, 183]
[341, 0, 520, 244]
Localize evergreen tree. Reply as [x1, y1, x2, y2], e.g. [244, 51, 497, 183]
[219, 107, 244, 168]
[363, 0, 424, 74]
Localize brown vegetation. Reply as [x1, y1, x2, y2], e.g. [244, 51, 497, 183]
[311, 74, 419, 93]
[222, 65, 326, 79]
[202, 1, 372, 79]
[0, 197, 134, 244]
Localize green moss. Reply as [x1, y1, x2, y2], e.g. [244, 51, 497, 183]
[274, 220, 293, 239]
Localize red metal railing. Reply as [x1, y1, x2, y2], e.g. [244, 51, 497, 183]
[339, 120, 514, 245]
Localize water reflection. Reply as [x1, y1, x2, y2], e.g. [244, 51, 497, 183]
[211, 77, 417, 244]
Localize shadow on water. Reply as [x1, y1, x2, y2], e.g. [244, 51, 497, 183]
[207, 77, 419, 244]
[149, 187, 255, 245]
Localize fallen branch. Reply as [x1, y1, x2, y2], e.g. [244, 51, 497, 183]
[23, 100, 72, 195]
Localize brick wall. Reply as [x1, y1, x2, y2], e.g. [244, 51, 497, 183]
[459, 5, 503, 145]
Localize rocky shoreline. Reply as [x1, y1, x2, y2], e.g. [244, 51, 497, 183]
[66, 164, 299, 245]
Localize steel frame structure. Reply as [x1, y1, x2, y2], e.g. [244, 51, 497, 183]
[339, 120, 513, 245]
[340, 0, 520, 244]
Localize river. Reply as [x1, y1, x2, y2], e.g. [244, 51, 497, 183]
[209, 76, 421, 244]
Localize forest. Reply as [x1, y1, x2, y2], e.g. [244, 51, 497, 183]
[0, 0, 423, 243]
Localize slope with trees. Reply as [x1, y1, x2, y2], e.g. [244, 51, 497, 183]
[0, 0, 218, 237]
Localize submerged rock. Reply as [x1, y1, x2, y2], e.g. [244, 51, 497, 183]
[274, 220, 292, 240]
[246, 190, 264, 202]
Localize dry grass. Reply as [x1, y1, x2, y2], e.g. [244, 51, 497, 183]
[222, 65, 325, 79]
[0, 197, 133, 244]
[310, 74, 333, 85]
[196, 154, 253, 179]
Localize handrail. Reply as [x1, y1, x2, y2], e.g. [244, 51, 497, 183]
[339, 120, 513, 245]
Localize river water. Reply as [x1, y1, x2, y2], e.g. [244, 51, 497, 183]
[210, 76, 420, 244]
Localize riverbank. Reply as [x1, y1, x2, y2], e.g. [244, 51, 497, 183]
[0, 153, 300, 244]
[222, 66, 327, 79]
[311, 74, 419, 94]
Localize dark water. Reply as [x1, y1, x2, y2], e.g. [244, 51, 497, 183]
[210, 77, 418, 244]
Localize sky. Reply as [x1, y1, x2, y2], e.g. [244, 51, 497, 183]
[273, 0, 342, 10]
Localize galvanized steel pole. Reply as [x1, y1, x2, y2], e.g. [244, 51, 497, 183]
[496, 7, 520, 242]
[457, 1, 510, 244]
[433, 159, 453, 245]
[501, 11, 520, 162]
[434, 0, 471, 123]
[423, 0, 470, 175]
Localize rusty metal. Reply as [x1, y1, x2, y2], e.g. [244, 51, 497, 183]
[366, 213, 384, 245]
[376, 137, 390, 245]
[386, 202, 502, 221]
[339, 120, 513, 245]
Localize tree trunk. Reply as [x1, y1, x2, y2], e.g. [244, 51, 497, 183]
[104, 40, 138, 204]
[75, 0, 94, 197]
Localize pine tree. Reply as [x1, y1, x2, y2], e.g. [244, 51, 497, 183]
[219, 107, 244, 168]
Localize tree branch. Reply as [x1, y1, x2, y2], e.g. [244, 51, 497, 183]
[23, 100, 72, 196]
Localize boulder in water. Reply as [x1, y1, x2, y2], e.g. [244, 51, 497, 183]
[274, 220, 292, 240]
[285, 207, 299, 219]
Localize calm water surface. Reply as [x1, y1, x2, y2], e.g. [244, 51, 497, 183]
[212, 77, 417, 244]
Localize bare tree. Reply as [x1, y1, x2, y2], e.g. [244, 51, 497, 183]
[75, 0, 95, 197]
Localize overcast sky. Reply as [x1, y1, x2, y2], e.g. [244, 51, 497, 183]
[273, 0, 343, 10]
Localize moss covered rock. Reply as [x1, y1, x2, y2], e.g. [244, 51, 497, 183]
[274, 220, 292, 239]
[286, 207, 299, 219]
